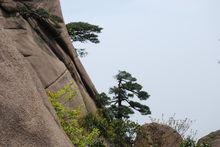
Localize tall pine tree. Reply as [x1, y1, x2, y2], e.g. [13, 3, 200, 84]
[99, 71, 151, 120]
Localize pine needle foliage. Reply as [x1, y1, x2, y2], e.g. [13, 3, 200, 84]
[82, 71, 151, 146]
[100, 71, 151, 120]
[18, 3, 63, 24]
[66, 22, 103, 57]
[66, 22, 102, 44]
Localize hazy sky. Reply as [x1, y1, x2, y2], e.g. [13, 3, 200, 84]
[60, 0, 220, 139]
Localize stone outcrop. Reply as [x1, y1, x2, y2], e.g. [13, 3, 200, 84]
[198, 130, 220, 147]
[134, 123, 183, 147]
[0, 0, 98, 146]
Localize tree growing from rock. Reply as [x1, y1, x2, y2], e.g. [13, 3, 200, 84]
[66, 22, 103, 57]
[96, 71, 151, 146]
[99, 70, 151, 120]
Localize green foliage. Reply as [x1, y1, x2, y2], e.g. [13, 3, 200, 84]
[18, 3, 63, 25]
[66, 22, 102, 43]
[48, 82, 76, 101]
[18, 4, 62, 40]
[199, 143, 211, 147]
[75, 48, 88, 58]
[83, 111, 141, 147]
[100, 70, 151, 120]
[180, 138, 211, 147]
[111, 119, 141, 146]
[48, 84, 100, 147]
[82, 71, 150, 146]
[66, 22, 103, 57]
[180, 138, 197, 147]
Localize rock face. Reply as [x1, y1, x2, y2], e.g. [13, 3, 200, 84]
[198, 130, 220, 147]
[134, 123, 183, 147]
[0, 0, 98, 146]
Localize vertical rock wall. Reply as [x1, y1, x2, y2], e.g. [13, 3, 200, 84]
[0, 0, 98, 146]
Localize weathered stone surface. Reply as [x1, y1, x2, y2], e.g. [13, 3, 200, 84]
[25, 0, 99, 100]
[0, 30, 72, 147]
[0, 0, 98, 146]
[0, 0, 17, 12]
[46, 69, 89, 116]
[198, 130, 220, 147]
[134, 123, 183, 147]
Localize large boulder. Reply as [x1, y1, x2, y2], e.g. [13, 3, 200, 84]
[134, 123, 183, 147]
[0, 0, 98, 146]
[198, 130, 220, 147]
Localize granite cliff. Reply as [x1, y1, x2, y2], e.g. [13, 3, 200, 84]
[0, 0, 98, 146]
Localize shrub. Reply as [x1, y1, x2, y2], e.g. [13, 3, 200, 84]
[83, 111, 142, 147]
[150, 114, 211, 147]
[180, 138, 211, 147]
[48, 83, 100, 147]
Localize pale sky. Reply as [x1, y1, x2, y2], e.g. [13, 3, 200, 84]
[60, 0, 220, 139]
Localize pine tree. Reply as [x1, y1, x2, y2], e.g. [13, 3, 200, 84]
[99, 70, 151, 120]
[66, 22, 103, 57]
[97, 71, 151, 146]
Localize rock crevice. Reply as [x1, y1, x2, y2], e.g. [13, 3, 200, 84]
[0, 0, 98, 146]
